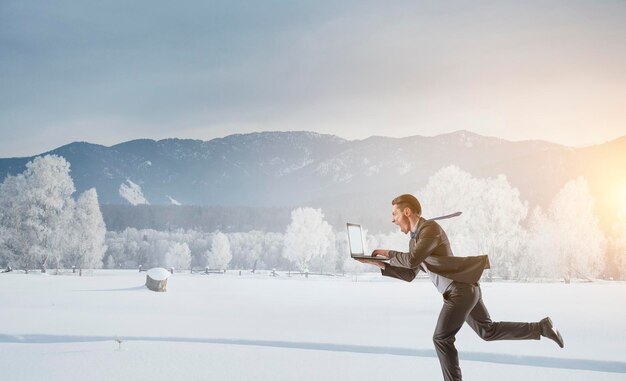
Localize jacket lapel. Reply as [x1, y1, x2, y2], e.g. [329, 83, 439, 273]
[411, 217, 427, 272]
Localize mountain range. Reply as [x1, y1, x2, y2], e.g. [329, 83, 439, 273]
[1, 130, 624, 231]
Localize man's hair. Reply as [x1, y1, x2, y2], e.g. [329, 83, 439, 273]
[392, 194, 422, 216]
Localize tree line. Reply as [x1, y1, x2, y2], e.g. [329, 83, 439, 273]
[2, 155, 625, 281]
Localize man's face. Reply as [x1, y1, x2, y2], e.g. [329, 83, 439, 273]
[391, 205, 411, 234]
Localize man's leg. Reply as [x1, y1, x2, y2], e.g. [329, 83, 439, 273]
[433, 282, 480, 381]
[465, 285, 541, 341]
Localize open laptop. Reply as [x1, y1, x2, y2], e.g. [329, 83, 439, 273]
[346, 223, 388, 261]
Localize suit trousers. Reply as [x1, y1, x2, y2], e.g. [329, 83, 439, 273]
[433, 281, 541, 381]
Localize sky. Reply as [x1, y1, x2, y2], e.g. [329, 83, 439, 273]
[1, 0, 625, 157]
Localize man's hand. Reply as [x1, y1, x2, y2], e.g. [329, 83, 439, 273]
[355, 258, 385, 269]
[371, 249, 390, 258]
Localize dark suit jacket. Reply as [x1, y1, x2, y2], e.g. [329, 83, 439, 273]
[381, 217, 490, 284]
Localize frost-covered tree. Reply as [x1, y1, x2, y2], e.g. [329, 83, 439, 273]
[121, 230, 142, 267]
[150, 239, 170, 268]
[0, 168, 30, 269]
[521, 207, 560, 280]
[610, 214, 626, 280]
[259, 232, 286, 270]
[418, 166, 528, 280]
[187, 234, 212, 269]
[0, 225, 9, 267]
[105, 228, 186, 269]
[131, 229, 152, 267]
[548, 177, 605, 282]
[418, 166, 476, 224]
[0, 155, 75, 272]
[228, 231, 264, 270]
[104, 254, 116, 269]
[283, 207, 333, 272]
[63, 188, 106, 274]
[105, 228, 145, 268]
[207, 231, 232, 270]
[165, 242, 191, 270]
[103, 228, 289, 271]
[309, 229, 338, 275]
[419, 166, 482, 260]
[476, 175, 528, 279]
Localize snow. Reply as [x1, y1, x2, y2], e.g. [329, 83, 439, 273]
[166, 195, 181, 205]
[0, 271, 625, 381]
[276, 157, 314, 176]
[118, 179, 149, 205]
[146, 267, 170, 280]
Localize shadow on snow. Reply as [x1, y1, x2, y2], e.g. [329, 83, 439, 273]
[1, 334, 623, 374]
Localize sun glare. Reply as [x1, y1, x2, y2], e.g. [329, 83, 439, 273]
[616, 183, 626, 218]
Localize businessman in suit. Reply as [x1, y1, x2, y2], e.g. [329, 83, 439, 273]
[356, 194, 564, 381]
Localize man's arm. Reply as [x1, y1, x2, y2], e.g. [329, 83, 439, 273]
[381, 263, 417, 282]
[355, 258, 417, 282]
[388, 222, 441, 269]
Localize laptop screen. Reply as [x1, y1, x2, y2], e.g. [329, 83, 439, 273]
[347, 224, 364, 255]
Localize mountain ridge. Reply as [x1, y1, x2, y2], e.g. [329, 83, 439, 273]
[1, 130, 623, 231]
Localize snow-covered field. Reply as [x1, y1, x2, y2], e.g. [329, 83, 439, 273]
[1, 270, 625, 381]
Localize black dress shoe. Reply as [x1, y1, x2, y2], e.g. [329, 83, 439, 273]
[540, 317, 564, 348]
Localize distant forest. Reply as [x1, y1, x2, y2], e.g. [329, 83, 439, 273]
[100, 204, 392, 233]
[101, 205, 294, 233]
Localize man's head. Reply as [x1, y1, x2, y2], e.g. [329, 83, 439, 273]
[391, 194, 422, 234]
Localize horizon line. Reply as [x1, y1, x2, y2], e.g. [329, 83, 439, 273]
[7, 128, 625, 160]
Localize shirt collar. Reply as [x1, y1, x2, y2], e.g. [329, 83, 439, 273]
[410, 219, 420, 239]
